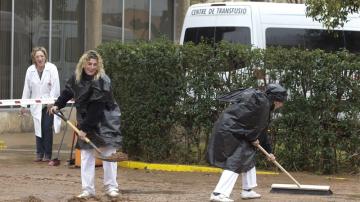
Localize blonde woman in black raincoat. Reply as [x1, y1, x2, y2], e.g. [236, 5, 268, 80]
[208, 84, 287, 202]
[50, 50, 122, 199]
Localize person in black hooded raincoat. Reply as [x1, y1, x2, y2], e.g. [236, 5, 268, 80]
[208, 84, 287, 202]
[50, 50, 122, 199]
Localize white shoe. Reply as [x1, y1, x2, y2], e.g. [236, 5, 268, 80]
[106, 190, 120, 197]
[76, 191, 95, 199]
[210, 193, 234, 202]
[241, 190, 261, 199]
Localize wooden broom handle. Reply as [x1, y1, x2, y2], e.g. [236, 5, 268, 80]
[54, 110, 103, 155]
[65, 120, 103, 154]
[256, 144, 301, 188]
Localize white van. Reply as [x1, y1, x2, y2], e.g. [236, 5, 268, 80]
[180, 2, 360, 52]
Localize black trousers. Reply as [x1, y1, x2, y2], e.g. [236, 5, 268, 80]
[35, 107, 54, 160]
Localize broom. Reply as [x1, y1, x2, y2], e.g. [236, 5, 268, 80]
[54, 110, 128, 162]
[256, 144, 333, 195]
[49, 103, 74, 166]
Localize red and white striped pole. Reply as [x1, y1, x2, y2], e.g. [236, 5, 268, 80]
[0, 98, 74, 106]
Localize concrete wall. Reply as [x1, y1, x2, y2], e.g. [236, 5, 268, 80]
[0, 110, 34, 134]
[0, 107, 76, 135]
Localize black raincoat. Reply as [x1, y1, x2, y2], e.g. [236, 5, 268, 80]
[207, 88, 271, 173]
[55, 73, 122, 149]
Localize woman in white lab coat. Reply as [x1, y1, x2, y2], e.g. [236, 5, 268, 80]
[21, 47, 61, 162]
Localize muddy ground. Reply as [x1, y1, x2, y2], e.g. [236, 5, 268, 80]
[0, 133, 359, 202]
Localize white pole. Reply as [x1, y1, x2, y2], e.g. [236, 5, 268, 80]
[10, 0, 15, 100]
[149, 0, 152, 40]
[49, 0, 53, 61]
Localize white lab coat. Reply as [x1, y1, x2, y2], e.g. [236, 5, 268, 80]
[21, 62, 61, 137]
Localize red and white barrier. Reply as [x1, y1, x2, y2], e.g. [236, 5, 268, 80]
[0, 98, 74, 106]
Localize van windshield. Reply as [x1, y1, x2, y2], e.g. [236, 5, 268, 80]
[184, 27, 251, 45]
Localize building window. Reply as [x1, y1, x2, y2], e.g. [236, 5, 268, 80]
[52, 0, 84, 89]
[102, 0, 123, 43]
[0, 0, 178, 99]
[151, 0, 174, 40]
[125, 0, 149, 41]
[13, 0, 48, 98]
[0, 0, 12, 99]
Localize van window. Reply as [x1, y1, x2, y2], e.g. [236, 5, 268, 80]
[266, 28, 360, 53]
[184, 27, 251, 45]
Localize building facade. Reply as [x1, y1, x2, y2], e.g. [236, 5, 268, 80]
[0, 0, 301, 100]
[0, 0, 191, 100]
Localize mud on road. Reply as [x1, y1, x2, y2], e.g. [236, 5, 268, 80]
[0, 150, 359, 202]
[0, 133, 359, 202]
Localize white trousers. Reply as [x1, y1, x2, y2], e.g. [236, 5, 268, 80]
[213, 167, 257, 197]
[80, 147, 119, 194]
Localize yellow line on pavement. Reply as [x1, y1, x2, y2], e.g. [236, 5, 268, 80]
[325, 176, 347, 180]
[0, 140, 7, 150]
[118, 161, 278, 175]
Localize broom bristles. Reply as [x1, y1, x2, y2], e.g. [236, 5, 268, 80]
[97, 151, 128, 162]
[270, 184, 333, 195]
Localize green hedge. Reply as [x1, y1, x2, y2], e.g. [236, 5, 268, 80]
[98, 40, 360, 174]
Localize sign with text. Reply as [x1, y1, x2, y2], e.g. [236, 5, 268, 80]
[190, 7, 248, 16]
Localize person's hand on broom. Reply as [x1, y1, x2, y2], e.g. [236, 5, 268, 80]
[251, 139, 260, 147]
[77, 130, 87, 141]
[49, 105, 58, 114]
[252, 139, 276, 162]
[267, 153, 276, 162]
[46, 104, 54, 114]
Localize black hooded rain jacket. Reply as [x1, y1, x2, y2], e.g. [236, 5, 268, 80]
[207, 88, 272, 173]
[55, 73, 122, 150]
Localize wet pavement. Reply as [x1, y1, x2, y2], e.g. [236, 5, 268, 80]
[0, 132, 359, 202]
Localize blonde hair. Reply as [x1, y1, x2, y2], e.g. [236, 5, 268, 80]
[75, 50, 105, 82]
[31, 47, 48, 64]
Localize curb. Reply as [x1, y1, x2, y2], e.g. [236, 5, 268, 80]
[118, 161, 279, 175]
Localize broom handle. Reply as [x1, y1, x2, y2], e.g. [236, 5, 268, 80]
[256, 144, 301, 188]
[65, 120, 103, 155]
